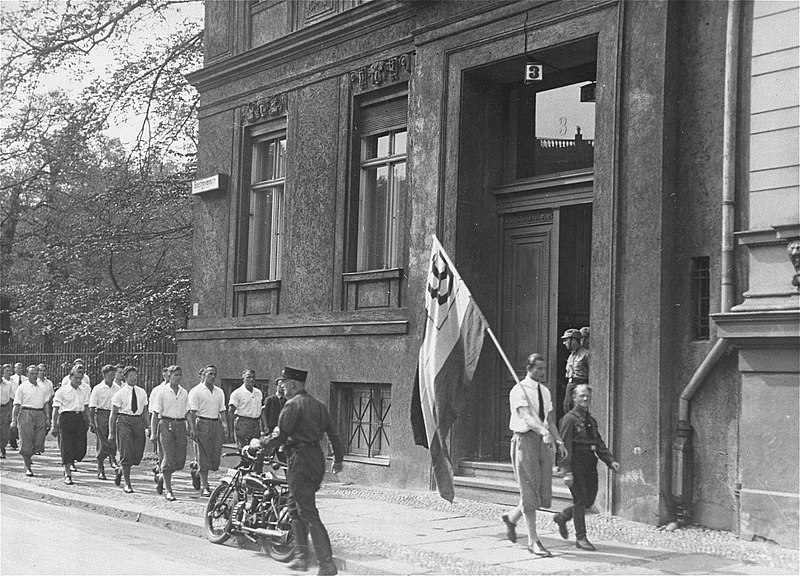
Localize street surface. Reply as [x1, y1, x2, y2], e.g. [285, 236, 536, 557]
[0, 494, 306, 575]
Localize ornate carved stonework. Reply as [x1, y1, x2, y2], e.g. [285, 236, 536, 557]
[305, 0, 335, 21]
[505, 209, 554, 228]
[244, 93, 287, 124]
[788, 238, 800, 289]
[349, 53, 413, 92]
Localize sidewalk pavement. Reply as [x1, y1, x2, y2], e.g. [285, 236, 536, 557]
[1, 438, 798, 575]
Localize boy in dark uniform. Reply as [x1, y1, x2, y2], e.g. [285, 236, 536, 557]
[554, 384, 620, 551]
[260, 366, 344, 576]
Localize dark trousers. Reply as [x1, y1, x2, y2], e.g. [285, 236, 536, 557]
[95, 409, 115, 464]
[560, 449, 599, 540]
[233, 416, 261, 451]
[287, 443, 334, 566]
[0, 401, 11, 453]
[59, 412, 88, 465]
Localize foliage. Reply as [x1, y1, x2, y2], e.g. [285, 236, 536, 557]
[0, 0, 204, 344]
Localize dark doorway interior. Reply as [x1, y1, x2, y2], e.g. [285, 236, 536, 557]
[555, 202, 592, 423]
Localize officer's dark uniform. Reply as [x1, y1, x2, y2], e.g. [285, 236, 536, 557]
[556, 406, 616, 542]
[262, 367, 343, 576]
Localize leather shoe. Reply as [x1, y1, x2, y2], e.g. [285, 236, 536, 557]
[501, 513, 517, 543]
[64, 476, 74, 485]
[114, 467, 122, 486]
[286, 557, 308, 572]
[317, 560, 338, 576]
[156, 474, 164, 495]
[529, 540, 553, 557]
[553, 513, 569, 540]
[576, 537, 596, 551]
[25, 469, 34, 477]
[97, 471, 107, 481]
[201, 488, 212, 497]
[123, 485, 134, 494]
[165, 492, 177, 502]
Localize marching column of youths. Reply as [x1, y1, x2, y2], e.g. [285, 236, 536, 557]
[1, 360, 312, 497]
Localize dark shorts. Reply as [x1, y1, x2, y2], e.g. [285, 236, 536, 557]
[117, 414, 146, 466]
[95, 409, 115, 460]
[195, 418, 223, 472]
[158, 418, 188, 474]
[59, 411, 88, 465]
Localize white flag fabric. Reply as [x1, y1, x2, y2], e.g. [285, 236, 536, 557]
[411, 235, 488, 502]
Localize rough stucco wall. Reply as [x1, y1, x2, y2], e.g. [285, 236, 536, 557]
[281, 80, 340, 314]
[613, 0, 671, 525]
[192, 109, 234, 319]
[670, 0, 738, 531]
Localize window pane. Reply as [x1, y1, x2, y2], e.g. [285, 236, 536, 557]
[376, 134, 390, 158]
[394, 130, 407, 155]
[247, 188, 274, 281]
[276, 138, 285, 178]
[516, 79, 595, 178]
[361, 166, 389, 269]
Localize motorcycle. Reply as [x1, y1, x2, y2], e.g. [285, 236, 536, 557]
[204, 442, 295, 562]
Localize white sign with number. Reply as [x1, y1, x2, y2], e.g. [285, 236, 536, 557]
[524, 63, 543, 83]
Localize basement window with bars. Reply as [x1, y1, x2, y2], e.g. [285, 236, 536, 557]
[691, 257, 710, 340]
[332, 382, 390, 462]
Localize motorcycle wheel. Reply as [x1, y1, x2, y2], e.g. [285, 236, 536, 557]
[205, 484, 237, 544]
[262, 501, 294, 562]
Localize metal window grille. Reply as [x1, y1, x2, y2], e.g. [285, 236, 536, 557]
[691, 257, 710, 340]
[338, 383, 390, 458]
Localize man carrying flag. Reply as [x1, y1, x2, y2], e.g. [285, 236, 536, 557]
[411, 235, 489, 502]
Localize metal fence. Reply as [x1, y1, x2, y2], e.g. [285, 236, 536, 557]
[0, 339, 177, 394]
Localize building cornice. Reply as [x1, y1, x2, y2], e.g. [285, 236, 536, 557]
[186, 2, 415, 93]
[711, 309, 800, 342]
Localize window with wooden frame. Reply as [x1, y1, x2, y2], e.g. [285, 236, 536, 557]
[347, 90, 408, 273]
[246, 128, 286, 282]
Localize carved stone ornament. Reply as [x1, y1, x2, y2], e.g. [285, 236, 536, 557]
[244, 93, 287, 124]
[349, 53, 413, 92]
[788, 238, 800, 289]
[505, 209, 554, 228]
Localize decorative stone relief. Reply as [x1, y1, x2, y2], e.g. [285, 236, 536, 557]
[505, 209, 554, 228]
[788, 238, 800, 289]
[349, 53, 413, 92]
[305, 0, 335, 21]
[243, 93, 287, 124]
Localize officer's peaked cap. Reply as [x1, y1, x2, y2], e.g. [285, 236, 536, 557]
[278, 366, 307, 383]
[561, 328, 581, 341]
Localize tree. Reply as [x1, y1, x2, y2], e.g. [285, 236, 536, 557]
[1, 0, 203, 344]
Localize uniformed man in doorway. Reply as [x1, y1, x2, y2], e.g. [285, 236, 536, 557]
[260, 367, 344, 576]
[562, 328, 590, 415]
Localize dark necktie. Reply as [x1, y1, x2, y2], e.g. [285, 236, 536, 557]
[537, 384, 545, 422]
[131, 386, 138, 413]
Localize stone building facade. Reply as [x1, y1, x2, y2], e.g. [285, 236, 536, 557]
[182, 0, 799, 546]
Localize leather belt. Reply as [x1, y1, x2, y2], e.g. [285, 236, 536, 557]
[161, 417, 186, 421]
[236, 415, 260, 421]
[197, 416, 219, 421]
[21, 407, 44, 411]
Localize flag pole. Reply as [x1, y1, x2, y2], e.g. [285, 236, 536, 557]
[486, 327, 520, 384]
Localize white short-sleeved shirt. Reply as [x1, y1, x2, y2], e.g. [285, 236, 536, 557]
[13, 380, 49, 409]
[153, 385, 189, 419]
[508, 376, 553, 434]
[60, 374, 91, 388]
[1, 377, 18, 405]
[229, 384, 263, 418]
[38, 378, 54, 401]
[53, 384, 90, 413]
[89, 382, 121, 410]
[149, 381, 166, 407]
[187, 384, 226, 419]
[111, 384, 148, 416]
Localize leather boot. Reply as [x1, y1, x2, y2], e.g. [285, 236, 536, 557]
[308, 522, 337, 576]
[287, 519, 309, 571]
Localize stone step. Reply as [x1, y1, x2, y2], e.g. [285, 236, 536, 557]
[457, 460, 516, 480]
[453, 473, 573, 510]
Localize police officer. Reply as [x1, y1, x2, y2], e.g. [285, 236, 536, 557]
[260, 367, 343, 576]
[554, 384, 620, 551]
[561, 328, 590, 415]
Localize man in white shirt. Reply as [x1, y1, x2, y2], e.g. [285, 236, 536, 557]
[51, 365, 90, 485]
[60, 358, 91, 389]
[1, 364, 19, 458]
[109, 366, 149, 493]
[89, 365, 121, 479]
[188, 364, 228, 496]
[501, 353, 567, 557]
[151, 365, 191, 501]
[11, 365, 51, 476]
[148, 367, 169, 456]
[228, 368, 264, 450]
[10, 362, 26, 450]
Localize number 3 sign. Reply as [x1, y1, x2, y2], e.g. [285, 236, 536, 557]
[524, 63, 543, 83]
